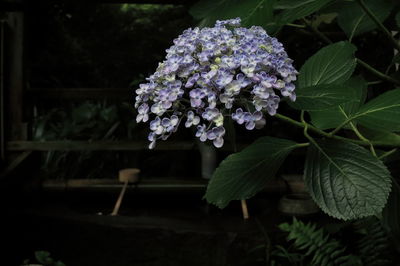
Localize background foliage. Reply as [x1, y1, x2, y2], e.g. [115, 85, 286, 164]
[189, 0, 400, 243]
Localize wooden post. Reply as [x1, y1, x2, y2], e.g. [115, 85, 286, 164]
[6, 12, 25, 141]
[1, 20, 5, 161]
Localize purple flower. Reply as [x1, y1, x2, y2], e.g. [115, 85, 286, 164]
[135, 18, 298, 149]
[232, 108, 265, 130]
[202, 107, 220, 121]
[206, 126, 226, 148]
[136, 103, 149, 123]
[196, 124, 208, 142]
[185, 111, 200, 128]
[185, 73, 200, 88]
[215, 69, 234, 88]
[189, 88, 206, 108]
[215, 18, 241, 27]
[221, 55, 240, 69]
[201, 69, 217, 83]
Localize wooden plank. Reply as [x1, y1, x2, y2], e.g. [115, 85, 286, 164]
[42, 178, 287, 192]
[5, 140, 256, 151]
[40, 0, 195, 5]
[28, 88, 132, 100]
[6, 140, 196, 151]
[6, 140, 307, 153]
[44, 178, 208, 189]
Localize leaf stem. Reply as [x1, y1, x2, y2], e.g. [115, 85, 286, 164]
[366, 80, 383, 85]
[348, 122, 377, 156]
[302, 18, 333, 44]
[275, 113, 400, 147]
[357, 59, 400, 85]
[275, 113, 327, 136]
[356, 0, 400, 52]
[329, 118, 352, 136]
[286, 23, 306, 29]
[378, 148, 397, 160]
[300, 111, 319, 148]
[296, 142, 310, 148]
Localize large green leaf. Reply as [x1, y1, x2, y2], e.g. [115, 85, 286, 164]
[205, 136, 297, 208]
[304, 139, 392, 220]
[189, 0, 275, 29]
[298, 41, 357, 88]
[337, 0, 393, 40]
[289, 84, 355, 111]
[353, 89, 400, 132]
[310, 77, 367, 129]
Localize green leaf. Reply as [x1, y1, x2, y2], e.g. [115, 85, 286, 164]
[205, 136, 298, 208]
[310, 77, 367, 129]
[337, 0, 393, 40]
[304, 139, 392, 220]
[277, 0, 333, 25]
[298, 41, 357, 88]
[396, 12, 400, 28]
[289, 84, 355, 111]
[189, 0, 276, 30]
[353, 89, 400, 132]
[361, 128, 400, 146]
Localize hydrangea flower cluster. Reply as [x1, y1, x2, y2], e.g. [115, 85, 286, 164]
[135, 18, 298, 149]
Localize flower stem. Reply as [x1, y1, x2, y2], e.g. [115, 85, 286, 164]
[356, 0, 400, 52]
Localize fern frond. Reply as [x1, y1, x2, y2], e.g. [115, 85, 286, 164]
[279, 217, 362, 266]
[354, 218, 392, 266]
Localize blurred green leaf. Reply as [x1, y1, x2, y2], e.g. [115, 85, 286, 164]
[393, 53, 400, 64]
[289, 83, 355, 111]
[35, 251, 53, 265]
[71, 102, 96, 123]
[100, 106, 117, 122]
[276, 0, 333, 25]
[205, 136, 297, 208]
[310, 77, 367, 129]
[396, 12, 400, 28]
[304, 139, 392, 220]
[298, 41, 357, 88]
[337, 0, 393, 40]
[189, 0, 277, 31]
